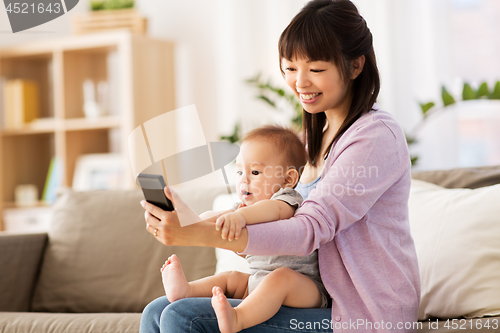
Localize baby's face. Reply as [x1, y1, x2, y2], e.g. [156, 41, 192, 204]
[235, 140, 287, 206]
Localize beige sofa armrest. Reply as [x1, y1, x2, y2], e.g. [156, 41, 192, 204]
[0, 232, 47, 312]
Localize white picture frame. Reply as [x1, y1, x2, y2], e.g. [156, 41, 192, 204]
[72, 153, 126, 191]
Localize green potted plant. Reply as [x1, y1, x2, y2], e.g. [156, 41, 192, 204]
[90, 0, 135, 11]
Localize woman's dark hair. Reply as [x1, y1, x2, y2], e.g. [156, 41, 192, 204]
[278, 0, 380, 166]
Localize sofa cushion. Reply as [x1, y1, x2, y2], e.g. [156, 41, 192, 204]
[31, 189, 216, 313]
[412, 165, 500, 189]
[409, 179, 500, 320]
[0, 311, 141, 333]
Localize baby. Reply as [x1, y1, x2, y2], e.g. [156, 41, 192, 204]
[161, 125, 329, 333]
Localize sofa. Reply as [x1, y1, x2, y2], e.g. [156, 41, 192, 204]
[0, 186, 226, 333]
[0, 166, 499, 333]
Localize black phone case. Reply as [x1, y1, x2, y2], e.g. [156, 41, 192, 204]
[137, 174, 174, 211]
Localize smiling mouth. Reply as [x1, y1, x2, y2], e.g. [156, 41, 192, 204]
[242, 190, 252, 196]
[300, 93, 321, 100]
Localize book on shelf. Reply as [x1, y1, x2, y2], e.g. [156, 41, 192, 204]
[2, 79, 40, 129]
[42, 156, 63, 204]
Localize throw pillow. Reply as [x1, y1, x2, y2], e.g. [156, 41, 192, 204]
[409, 179, 500, 320]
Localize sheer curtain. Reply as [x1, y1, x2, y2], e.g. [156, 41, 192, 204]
[211, 0, 307, 138]
[353, 0, 455, 132]
[140, 0, 305, 149]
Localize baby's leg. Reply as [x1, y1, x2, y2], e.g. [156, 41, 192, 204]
[162, 254, 250, 302]
[211, 267, 322, 333]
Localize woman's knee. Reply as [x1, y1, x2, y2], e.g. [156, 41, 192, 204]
[160, 298, 221, 332]
[140, 296, 170, 333]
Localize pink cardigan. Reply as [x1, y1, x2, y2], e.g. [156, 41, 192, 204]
[243, 110, 420, 333]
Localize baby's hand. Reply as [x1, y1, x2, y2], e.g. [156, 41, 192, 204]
[215, 212, 246, 241]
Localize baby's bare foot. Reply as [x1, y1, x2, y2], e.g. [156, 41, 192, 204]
[161, 254, 190, 302]
[211, 286, 243, 333]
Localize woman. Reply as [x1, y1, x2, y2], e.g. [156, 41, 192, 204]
[140, 0, 420, 332]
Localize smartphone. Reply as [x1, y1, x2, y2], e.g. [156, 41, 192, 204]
[137, 173, 174, 211]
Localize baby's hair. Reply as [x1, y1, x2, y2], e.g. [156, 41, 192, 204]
[279, 0, 380, 166]
[243, 124, 307, 178]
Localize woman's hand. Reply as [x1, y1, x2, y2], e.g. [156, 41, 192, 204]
[141, 186, 249, 252]
[141, 186, 192, 247]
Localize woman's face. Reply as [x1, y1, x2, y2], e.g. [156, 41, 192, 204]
[282, 57, 351, 117]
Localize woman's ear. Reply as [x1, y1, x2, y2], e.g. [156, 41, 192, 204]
[350, 55, 365, 80]
[284, 168, 300, 188]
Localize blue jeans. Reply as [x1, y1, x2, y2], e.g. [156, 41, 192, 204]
[140, 296, 332, 332]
